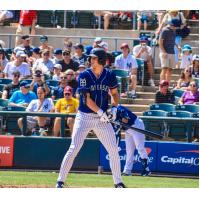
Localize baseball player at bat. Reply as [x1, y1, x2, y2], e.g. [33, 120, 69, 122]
[56, 48, 126, 188]
[110, 105, 151, 176]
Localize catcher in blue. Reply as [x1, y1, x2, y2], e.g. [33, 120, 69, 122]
[112, 105, 151, 176]
[56, 48, 126, 188]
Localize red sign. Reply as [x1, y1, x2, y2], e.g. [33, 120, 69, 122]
[0, 136, 14, 167]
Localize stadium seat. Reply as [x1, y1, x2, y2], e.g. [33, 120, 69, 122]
[0, 99, 9, 110]
[168, 111, 193, 118]
[112, 51, 122, 58]
[175, 104, 199, 113]
[192, 112, 199, 118]
[112, 69, 129, 94]
[150, 103, 176, 112]
[172, 89, 185, 98]
[0, 78, 12, 85]
[143, 110, 168, 117]
[46, 80, 59, 87]
[21, 79, 32, 84]
[136, 58, 145, 85]
[3, 106, 26, 111]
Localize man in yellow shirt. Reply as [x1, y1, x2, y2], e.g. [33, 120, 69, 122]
[53, 86, 79, 137]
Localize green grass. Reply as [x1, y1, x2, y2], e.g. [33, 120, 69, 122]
[0, 171, 198, 188]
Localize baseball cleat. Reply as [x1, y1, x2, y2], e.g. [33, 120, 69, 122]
[141, 169, 151, 176]
[56, 181, 64, 188]
[114, 182, 126, 188]
[122, 172, 132, 176]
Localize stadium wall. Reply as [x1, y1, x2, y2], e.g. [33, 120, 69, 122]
[0, 136, 199, 175]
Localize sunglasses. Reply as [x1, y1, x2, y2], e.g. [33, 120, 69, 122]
[43, 54, 49, 56]
[190, 84, 197, 87]
[64, 93, 71, 96]
[66, 74, 74, 76]
[14, 75, 20, 78]
[63, 53, 70, 56]
[60, 77, 67, 79]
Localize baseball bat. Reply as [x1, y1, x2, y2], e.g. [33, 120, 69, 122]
[110, 121, 164, 139]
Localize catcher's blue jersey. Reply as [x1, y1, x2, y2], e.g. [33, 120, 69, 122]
[116, 105, 137, 129]
[77, 68, 118, 113]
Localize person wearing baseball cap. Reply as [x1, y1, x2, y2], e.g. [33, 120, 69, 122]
[3, 50, 31, 79]
[180, 44, 193, 69]
[72, 43, 88, 65]
[8, 80, 37, 107]
[52, 48, 63, 64]
[53, 85, 79, 136]
[133, 35, 155, 86]
[114, 42, 138, 98]
[155, 80, 175, 104]
[52, 64, 62, 81]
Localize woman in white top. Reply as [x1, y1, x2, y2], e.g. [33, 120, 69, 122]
[18, 86, 54, 136]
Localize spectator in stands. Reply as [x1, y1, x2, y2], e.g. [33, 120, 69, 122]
[157, 10, 186, 67]
[58, 50, 79, 72]
[159, 19, 177, 83]
[175, 68, 193, 90]
[63, 38, 73, 51]
[65, 69, 78, 96]
[72, 43, 88, 65]
[155, 80, 175, 104]
[105, 52, 115, 69]
[3, 51, 31, 79]
[1, 71, 21, 99]
[8, 80, 37, 108]
[114, 43, 138, 98]
[29, 70, 50, 96]
[0, 10, 14, 24]
[0, 48, 8, 78]
[28, 47, 41, 67]
[51, 73, 68, 100]
[133, 36, 155, 86]
[32, 49, 54, 76]
[178, 81, 199, 105]
[156, 10, 166, 26]
[53, 86, 79, 137]
[39, 35, 54, 57]
[52, 48, 63, 65]
[15, 10, 37, 46]
[189, 55, 199, 78]
[52, 64, 62, 81]
[180, 44, 193, 69]
[137, 10, 153, 30]
[18, 86, 54, 136]
[93, 11, 119, 30]
[17, 35, 34, 57]
[93, 37, 109, 52]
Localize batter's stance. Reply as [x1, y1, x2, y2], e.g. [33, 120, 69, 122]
[113, 105, 151, 176]
[56, 48, 125, 188]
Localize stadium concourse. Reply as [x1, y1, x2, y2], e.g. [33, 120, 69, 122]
[0, 11, 199, 179]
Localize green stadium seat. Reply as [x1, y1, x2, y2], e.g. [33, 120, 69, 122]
[46, 80, 59, 87]
[112, 69, 129, 94]
[136, 58, 145, 85]
[143, 110, 168, 117]
[172, 89, 185, 97]
[175, 104, 199, 113]
[168, 111, 193, 118]
[4, 106, 26, 111]
[150, 103, 175, 112]
[0, 78, 12, 85]
[0, 99, 9, 108]
[192, 113, 199, 118]
[21, 79, 32, 84]
[112, 51, 122, 58]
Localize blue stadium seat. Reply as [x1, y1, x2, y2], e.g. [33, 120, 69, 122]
[0, 84, 5, 92]
[0, 99, 9, 110]
[193, 113, 199, 118]
[143, 110, 168, 117]
[112, 51, 122, 58]
[150, 103, 175, 112]
[0, 78, 12, 85]
[46, 80, 59, 87]
[168, 111, 193, 118]
[21, 79, 32, 84]
[4, 106, 26, 111]
[175, 104, 199, 113]
[172, 89, 185, 98]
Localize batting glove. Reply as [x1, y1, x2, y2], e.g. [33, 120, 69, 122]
[97, 109, 110, 123]
[110, 106, 117, 121]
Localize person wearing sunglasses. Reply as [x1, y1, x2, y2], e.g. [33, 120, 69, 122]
[53, 86, 79, 137]
[1, 71, 21, 99]
[51, 72, 69, 100]
[175, 67, 193, 90]
[178, 81, 199, 105]
[58, 50, 79, 72]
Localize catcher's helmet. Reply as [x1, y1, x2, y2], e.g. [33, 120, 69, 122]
[88, 48, 107, 65]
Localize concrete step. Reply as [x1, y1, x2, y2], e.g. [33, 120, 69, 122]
[153, 73, 180, 81]
[187, 20, 199, 26]
[136, 91, 156, 99]
[136, 85, 158, 92]
[154, 79, 177, 86]
[184, 34, 199, 40]
[120, 98, 154, 105]
[121, 104, 149, 112]
[182, 40, 199, 47]
[154, 68, 183, 75]
[135, 112, 143, 116]
[190, 27, 199, 34]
